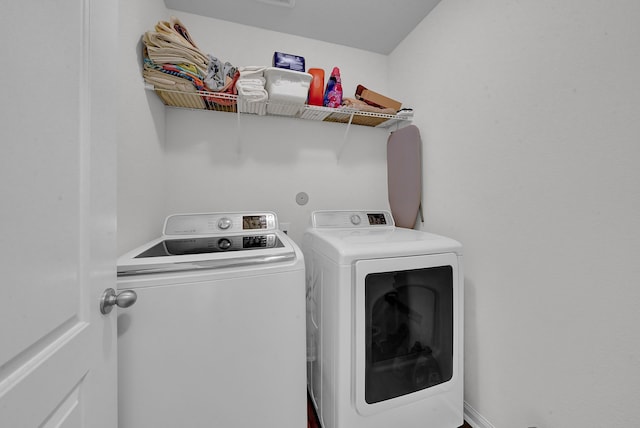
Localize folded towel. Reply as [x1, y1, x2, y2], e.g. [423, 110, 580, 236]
[143, 68, 198, 92]
[143, 31, 208, 76]
[205, 71, 239, 106]
[155, 17, 200, 50]
[142, 30, 206, 60]
[205, 55, 238, 92]
[146, 51, 205, 75]
[143, 50, 207, 91]
[238, 66, 267, 80]
[236, 67, 267, 103]
[142, 18, 240, 108]
[236, 66, 267, 103]
[239, 66, 267, 72]
[143, 68, 207, 109]
[237, 77, 266, 86]
[237, 83, 268, 102]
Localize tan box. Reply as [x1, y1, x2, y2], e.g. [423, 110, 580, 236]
[355, 84, 402, 111]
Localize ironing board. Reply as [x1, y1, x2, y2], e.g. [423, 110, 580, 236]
[387, 125, 422, 228]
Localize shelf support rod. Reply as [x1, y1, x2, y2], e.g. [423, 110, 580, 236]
[236, 104, 242, 155]
[336, 112, 355, 161]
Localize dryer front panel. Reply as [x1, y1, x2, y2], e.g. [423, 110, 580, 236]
[354, 253, 460, 416]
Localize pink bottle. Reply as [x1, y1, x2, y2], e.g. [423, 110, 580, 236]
[323, 67, 343, 108]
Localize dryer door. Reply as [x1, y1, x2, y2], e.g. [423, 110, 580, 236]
[354, 253, 460, 416]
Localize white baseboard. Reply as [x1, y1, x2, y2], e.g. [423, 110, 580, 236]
[464, 402, 496, 428]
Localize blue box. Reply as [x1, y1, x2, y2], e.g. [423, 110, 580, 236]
[272, 51, 305, 72]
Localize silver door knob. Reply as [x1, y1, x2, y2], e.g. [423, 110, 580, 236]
[100, 288, 137, 314]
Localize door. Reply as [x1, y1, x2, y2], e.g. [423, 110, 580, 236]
[354, 253, 460, 416]
[0, 1, 118, 426]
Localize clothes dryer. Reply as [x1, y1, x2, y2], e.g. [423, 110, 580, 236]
[303, 210, 463, 428]
[117, 212, 306, 428]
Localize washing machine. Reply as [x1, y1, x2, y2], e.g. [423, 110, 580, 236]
[116, 212, 306, 428]
[303, 210, 463, 428]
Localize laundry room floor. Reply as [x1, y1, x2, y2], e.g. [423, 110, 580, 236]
[307, 393, 472, 428]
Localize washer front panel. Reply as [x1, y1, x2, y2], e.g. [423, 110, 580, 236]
[164, 212, 277, 236]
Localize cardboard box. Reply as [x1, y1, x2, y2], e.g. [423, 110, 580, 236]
[355, 84, 402, 111]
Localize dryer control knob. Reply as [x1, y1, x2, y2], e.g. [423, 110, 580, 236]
[218, 238, 232, 250]
[218, 217, 232, 230]
[350, 214, 362, 225]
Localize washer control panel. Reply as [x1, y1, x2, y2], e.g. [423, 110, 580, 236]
[164, 212, 278, 236]
[311, 210, 395, 228]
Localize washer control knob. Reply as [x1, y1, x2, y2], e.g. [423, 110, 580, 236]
[218, 238, 232, 250]
[218, 217, 232, 230]
[350, 214, 362, 225]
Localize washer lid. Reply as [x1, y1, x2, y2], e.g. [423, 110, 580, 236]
[118, 212, 298, 276]
[135, 234, 284, 258]
[117, 230, 298, 276]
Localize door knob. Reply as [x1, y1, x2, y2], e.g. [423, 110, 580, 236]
[100, 288, 137, 314]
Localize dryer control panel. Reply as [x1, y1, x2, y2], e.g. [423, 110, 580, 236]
[164, 212, 278, 236]
[311, 210, 395, 229]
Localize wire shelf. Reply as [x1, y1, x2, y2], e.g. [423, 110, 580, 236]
[147, 85, 412, 129]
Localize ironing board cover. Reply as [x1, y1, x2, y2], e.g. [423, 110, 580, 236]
[387, 125, 422, 228]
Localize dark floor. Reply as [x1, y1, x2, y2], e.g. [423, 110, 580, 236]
[308, 392, 472, 428]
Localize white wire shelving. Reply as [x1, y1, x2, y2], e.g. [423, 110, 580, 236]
[145, 84, 413, 158]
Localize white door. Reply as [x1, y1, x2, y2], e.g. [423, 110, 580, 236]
[0, 1, 118, 427]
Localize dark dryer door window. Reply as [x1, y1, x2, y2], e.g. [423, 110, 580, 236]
[364, 265, 454, 404]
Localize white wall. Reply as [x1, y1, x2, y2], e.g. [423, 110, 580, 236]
[118, 0, 169, 254]
[141, 10, 394, 245]
[118, 4, 394, 252]
[390, 0, 640, 426]
[119, 1, 640, 425]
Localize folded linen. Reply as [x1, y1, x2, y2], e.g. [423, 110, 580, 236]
[143, 68, 207, 109]
[143, 48, 207, 90]
[142, 30, 206, 60]
[155, 17, 200, 50]
[237, 86, 267, 116]
[142, 17, 241, 108]
[237, 82, 268, 101]
[143, 68, 198, 92]
[205, 55, 238, 92]
[237, 68, 266, 97]
[235, 67, 268, 114]
[237, 77, 266, 86]
[143, 31, 208, 76]
[238, 66, 267, 80]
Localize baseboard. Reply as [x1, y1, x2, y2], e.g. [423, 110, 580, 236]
[464, 402, 496, 428]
